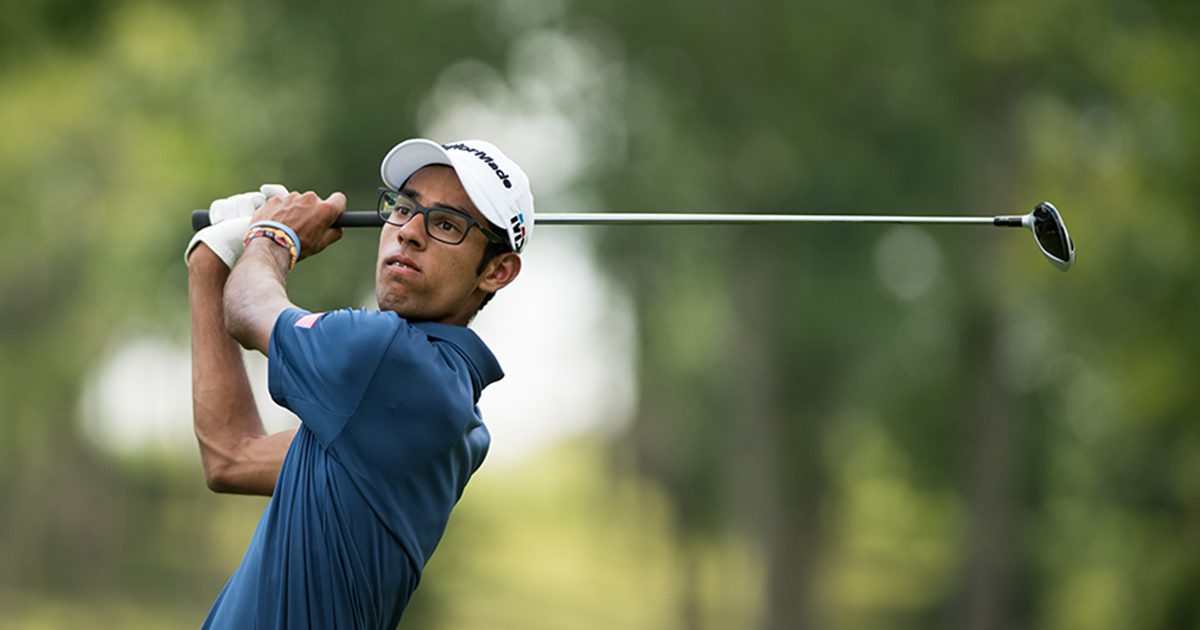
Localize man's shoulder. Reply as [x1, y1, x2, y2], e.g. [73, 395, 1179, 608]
[273, 308, 503, 392]
[278, 307, 399, 332]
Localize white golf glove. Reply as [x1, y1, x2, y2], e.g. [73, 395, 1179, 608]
[185, 184, 289, 268]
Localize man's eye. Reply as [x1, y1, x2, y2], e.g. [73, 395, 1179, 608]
[436, 219, 462, 234]
[395, 205, 415, 217]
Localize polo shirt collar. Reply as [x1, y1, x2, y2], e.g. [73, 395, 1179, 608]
[411, 322, 504, 397]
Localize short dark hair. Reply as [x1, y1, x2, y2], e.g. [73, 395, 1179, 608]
[475, 223, 513, 313]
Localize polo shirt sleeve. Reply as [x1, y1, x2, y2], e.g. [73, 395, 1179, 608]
[267, 307, 399, 446]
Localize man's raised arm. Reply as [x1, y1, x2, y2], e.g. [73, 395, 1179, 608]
[189, 244, 295, 496]
[187, 189, 341, 496]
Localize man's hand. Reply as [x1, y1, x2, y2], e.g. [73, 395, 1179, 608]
[185, 185, 290, 268]
[225, 191, 346, 356]
[248, 191, 346, 264]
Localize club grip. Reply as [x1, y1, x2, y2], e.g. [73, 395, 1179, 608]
[191, 210, 384, 231]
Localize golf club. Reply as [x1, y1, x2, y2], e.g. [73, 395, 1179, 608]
[192, 201, 1076, 271]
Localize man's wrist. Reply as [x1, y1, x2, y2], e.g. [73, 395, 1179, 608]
[244, 222, 300, 270]
[243, 236, 294, 272]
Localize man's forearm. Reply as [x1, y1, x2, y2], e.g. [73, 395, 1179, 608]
[190, 245, 293, 496]
[224, 238, 295, 355]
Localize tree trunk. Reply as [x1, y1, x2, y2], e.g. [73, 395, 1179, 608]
[728, 245, 821, 630]
[950, 75, 1022, 630]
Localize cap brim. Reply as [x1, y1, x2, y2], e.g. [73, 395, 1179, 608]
[380, 139, 453, 190]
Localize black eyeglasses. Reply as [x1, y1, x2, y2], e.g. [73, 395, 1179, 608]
[377, 188, 506, 246]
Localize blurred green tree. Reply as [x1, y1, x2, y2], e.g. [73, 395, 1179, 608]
[576, 0, 1200, 628]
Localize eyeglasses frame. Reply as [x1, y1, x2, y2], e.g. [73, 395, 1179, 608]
[376, 187, 507, 247]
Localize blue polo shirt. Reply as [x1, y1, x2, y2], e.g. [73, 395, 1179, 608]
[202, 307, 501, 629]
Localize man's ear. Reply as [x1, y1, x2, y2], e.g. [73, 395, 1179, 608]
[478, 252, 521, 293]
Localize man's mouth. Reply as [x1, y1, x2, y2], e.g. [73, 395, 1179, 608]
[385, 255, 421, 274]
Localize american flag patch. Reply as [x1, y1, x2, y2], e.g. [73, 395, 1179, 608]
[294, 313, 322, 329]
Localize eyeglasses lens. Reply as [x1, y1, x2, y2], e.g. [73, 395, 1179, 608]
[379, 191, 408, 222]
[426, 209, 469, 244]
[1033, 204, 1070, 262]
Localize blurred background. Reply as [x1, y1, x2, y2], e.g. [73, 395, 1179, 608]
[1, 0, 1197, 628]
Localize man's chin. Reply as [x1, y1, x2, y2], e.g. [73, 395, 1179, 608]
[376, 295, 431, 322]
[374, 289, 409, 317]
[375, 286, 475, 325]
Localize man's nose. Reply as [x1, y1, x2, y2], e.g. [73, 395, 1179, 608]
[396, 213, 428, 246]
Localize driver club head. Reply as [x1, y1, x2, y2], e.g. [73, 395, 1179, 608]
[1026, 202, 1075, 272]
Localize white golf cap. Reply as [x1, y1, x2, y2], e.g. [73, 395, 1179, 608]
[380, 138, 534, 253]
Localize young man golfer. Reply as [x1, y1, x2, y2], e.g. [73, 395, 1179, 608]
[186, 138, 532, 628]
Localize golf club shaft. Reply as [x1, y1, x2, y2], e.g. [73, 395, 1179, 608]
[192, 210, 1007, 231]
[536, 213, 999, 225]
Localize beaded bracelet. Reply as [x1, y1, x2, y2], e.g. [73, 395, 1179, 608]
[244, 223, 299, 270]
[249, 221, 301, 257]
